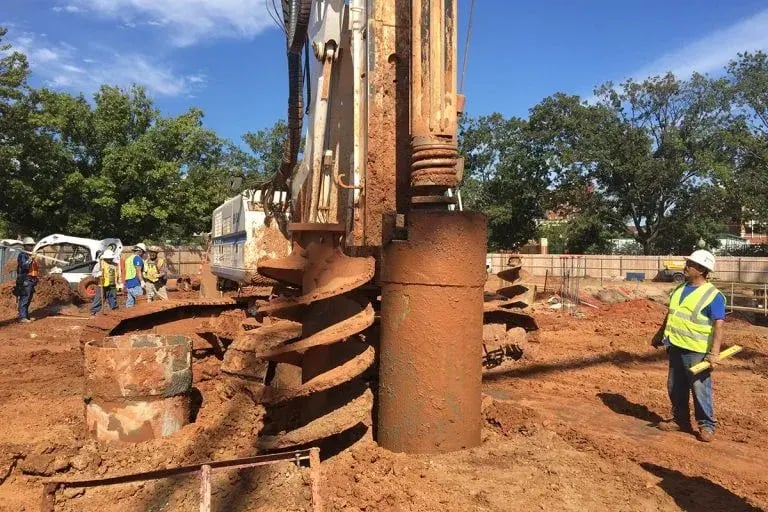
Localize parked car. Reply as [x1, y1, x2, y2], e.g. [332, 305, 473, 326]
[33, 234, 122, 299]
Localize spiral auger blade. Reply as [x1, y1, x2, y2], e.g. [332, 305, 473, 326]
[483, 256, 539, 368]
[221, 236, 377, 451]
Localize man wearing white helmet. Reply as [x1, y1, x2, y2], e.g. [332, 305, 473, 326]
[652, 249, 725, 442]
[122, 243, 147, 308]
[15, 237, 39, 323]
[144, 246, 168, 302]
[90, 250, 119, 315]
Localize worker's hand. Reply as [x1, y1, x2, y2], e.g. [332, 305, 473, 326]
[705, 352, 720, 367]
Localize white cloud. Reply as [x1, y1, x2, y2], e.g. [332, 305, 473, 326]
[9, 32, 206, 97]
[60, 0, 276, 46]
[633, 8, 768, 81]
[584, 8, 768, 103]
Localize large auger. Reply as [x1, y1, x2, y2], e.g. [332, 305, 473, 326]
[221, 234, 376, 451]
[482, 256, 540, 369]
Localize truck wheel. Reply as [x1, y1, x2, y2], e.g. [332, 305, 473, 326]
[672, 272, 685, 283]
[77, 276, 99, 301]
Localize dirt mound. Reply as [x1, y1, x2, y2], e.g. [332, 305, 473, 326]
[0, 275, 73, 318]
[603, 298, 667, 318]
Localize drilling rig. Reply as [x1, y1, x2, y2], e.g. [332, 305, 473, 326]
[81, 0, 537, 455]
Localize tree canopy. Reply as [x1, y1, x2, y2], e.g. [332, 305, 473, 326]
[3, 23, 768, 254]
[0, 27, 271, 243]
[460, 53, 768, 254]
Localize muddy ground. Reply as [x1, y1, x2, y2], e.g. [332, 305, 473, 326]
[0, 279, 766, 511]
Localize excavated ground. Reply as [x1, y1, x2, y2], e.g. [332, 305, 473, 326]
[0, 281, 766, 511]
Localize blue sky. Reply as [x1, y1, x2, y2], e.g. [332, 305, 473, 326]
[3, 1, 768, 147]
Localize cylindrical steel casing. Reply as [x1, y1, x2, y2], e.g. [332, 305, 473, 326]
[84, 334, 192, 443]
[379, 211, 486, 453]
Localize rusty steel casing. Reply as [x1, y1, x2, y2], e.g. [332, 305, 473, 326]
[84, 334, 192, 443]
[379, 211, 487, 453]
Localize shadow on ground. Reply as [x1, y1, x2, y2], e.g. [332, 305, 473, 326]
[597, 392, 664, 424]
[641, 462, 762, 512]
[483, 350, 667, 382]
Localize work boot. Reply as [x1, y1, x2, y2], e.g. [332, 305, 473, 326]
[19, 318, 33, 324]
[657, 419, 692, 433]
[697, 429, 715, 443]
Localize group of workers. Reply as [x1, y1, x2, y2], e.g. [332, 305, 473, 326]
[89, 242, 168, 315]
[13, 238, 168, 322]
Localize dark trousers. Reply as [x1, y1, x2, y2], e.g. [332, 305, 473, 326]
[91, 286, 118, 314]
[17, 278, 37, 320]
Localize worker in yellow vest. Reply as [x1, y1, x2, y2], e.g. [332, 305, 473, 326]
[90, 250, 119, 315]
[144, 245, 168, 302]
[123, 243, 146, 308]
[652, 250, 724, 442]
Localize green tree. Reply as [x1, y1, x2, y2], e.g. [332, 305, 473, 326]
[530, 74, 732, 255]
[459, 114, 550, 250]
[240, 119, 289, 188]
[724, 52, 768, 227]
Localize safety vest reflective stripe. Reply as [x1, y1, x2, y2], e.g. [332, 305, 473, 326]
[672, 309, 712, 326]
[665, 325, 712, 342]
[692, 286, 718, 318]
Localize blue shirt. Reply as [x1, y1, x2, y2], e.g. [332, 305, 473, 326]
[678, 284, 726, 321]
[125, 255, 144, 289]
[17, 253, 33, 276]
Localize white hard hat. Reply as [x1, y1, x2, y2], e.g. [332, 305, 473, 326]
[101, 249, 115, 260]
[133, 243, 147, 252]
[22, 237, 35, 246]
[685, 250, 715, 272]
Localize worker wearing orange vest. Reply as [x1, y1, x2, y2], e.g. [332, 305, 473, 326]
[15, 237, 39, 323]
[90, 250, 119, 315]
[144, 246, 168, 302]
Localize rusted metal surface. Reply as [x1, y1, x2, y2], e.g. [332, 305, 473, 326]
[410, 0, 460, 196]
[260, 296, 374, 365]
[220, 319, 303, 379]
[84, 334, 193, 443]
[258, 245, 374, 313]
[262, 342, 375, 404]
[79, 298, 240, 346]
[258, 388, 373, 451]
[352, 0, 412, 246]
[233, 214, 291, 286]
[379, 211, 486, 453]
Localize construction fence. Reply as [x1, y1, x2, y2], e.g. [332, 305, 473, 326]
[120, 246, 206, 278]
[486, 253, 768, 284]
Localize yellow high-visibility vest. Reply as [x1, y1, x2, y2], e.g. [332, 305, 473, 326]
[100, 260, 118, 287]
[144, 257, 165, 283]
[664, 282, 724, 353]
